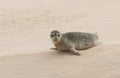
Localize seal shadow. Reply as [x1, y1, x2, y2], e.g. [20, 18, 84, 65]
[49, 50, 74, 56]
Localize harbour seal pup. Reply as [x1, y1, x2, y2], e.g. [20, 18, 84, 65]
[50, 30, 99, 55]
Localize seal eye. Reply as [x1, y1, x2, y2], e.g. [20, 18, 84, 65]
[57, 35, 60, 37]
[51, 35, 54, 37]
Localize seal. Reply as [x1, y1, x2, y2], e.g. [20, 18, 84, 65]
[50, 30, 99, 55]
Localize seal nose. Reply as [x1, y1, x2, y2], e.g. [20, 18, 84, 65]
[54, 37, 58, 41]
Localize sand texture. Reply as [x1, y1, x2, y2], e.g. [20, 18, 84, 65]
[0, 0, 120, 78]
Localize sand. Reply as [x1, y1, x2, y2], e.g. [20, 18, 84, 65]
[0, 0, 120, 78]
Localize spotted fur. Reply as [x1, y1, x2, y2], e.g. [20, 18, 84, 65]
[50, 30, 99, 55]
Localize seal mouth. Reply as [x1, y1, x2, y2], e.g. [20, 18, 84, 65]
[54, 38, 58, 41]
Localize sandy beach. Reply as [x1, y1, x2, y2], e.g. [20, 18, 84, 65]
[0, 0, 120, 78]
